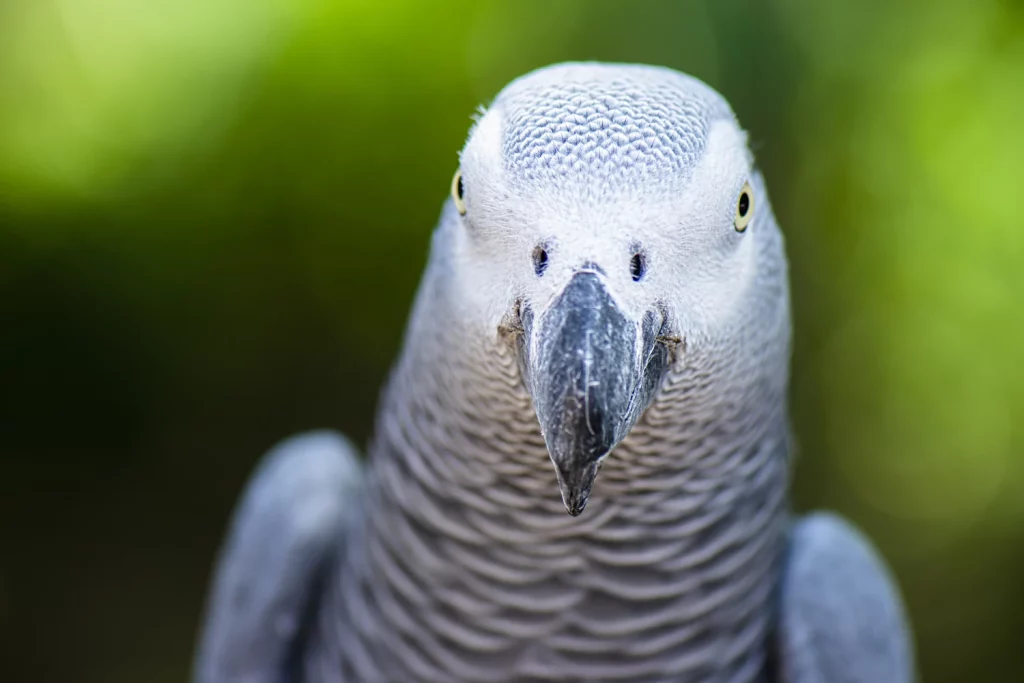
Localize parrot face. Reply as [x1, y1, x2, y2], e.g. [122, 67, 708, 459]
[447, 63, 784, 515]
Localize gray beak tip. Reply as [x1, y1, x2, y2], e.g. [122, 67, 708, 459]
[566, 501, 587, 517]
[554, 461, 600, 517]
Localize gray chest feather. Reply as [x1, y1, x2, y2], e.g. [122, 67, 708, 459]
[306, 345, 791, 683]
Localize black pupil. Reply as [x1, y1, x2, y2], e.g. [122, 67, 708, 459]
[457, 175, 465, 199]
[738, 192, 750, 217]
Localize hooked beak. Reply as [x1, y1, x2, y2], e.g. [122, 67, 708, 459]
[520, 271, 668, 516]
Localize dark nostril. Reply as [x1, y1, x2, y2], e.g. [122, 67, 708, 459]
[630, 252, 646, 282]
[533, 246, 549, 277]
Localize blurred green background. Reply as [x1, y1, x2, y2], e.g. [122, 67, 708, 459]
[1, 0, 1022, 681]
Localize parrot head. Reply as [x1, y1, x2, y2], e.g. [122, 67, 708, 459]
[447, 63, 786, 515]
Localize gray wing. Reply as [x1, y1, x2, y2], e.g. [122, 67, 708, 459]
[776, 512, 915, 683]
[194, 431, 363, 683]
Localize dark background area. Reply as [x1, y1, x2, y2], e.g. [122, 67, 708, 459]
[2, 1, 1023, 681]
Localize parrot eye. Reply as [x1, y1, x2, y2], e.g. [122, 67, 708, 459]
[452, 169, 467, 215]
[734, 181, 754, 232]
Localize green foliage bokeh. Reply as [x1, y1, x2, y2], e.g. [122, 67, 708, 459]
[1, 1, 1022, 681]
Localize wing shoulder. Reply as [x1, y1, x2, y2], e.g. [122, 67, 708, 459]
[194, 430, 363, 683]
[777, 511, 915, 683]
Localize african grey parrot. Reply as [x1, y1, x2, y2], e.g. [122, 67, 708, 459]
[194, 62, 914, 683]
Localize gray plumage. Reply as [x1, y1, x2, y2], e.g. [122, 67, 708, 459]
[195, 63, 914, 683]
[194, 432, 362, 683]
[778, 514, 913, 682]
